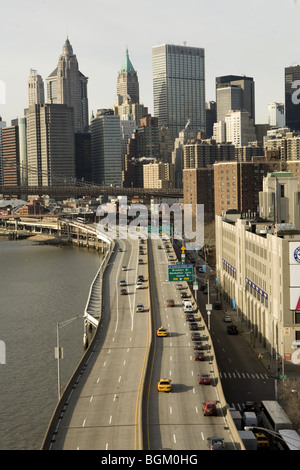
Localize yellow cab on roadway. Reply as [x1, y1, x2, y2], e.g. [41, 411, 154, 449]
[157, 378, 172, 392]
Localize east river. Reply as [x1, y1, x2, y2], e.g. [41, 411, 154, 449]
[0, 237, 102, 450]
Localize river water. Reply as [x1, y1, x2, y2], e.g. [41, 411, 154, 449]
[0, 237, 102, 450]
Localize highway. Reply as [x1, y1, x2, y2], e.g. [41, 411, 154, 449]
[48, 236, 151, 450]
[144, 237, 239, 450]
[44, 232, 243, 450]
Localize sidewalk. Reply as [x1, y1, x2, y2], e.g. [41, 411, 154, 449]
[224, 301, 300, 380]
[182, 247, 300, 379]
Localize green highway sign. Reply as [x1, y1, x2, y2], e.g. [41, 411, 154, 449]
[168, 264, 193, 282]
[148, 225, 171, 235]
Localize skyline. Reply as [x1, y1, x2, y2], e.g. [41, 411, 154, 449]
[1, 0, 300, 127]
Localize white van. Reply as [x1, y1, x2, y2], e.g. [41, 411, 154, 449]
[183, 301, 193, 313]
[242, 411, 258, 427]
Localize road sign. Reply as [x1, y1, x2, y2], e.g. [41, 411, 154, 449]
[168, 264, 193, 282]
[148, 225, 171, 235]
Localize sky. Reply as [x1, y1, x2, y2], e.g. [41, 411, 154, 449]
[0, 0, 300, 126]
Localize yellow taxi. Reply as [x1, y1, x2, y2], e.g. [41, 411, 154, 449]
[157, 378, 172, 392]
[255, 432, 270, 448]
[157, 326, 168, 337]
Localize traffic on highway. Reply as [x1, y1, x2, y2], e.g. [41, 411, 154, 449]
[44, 231, 278, 451]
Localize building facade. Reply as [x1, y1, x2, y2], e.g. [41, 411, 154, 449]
[27, 69, 45, 106]
[46, 38, 89, 132]
[216, 75, 255, 123]
[215, 172, 300, 365]
[152, 44, 206, 142]
[91, 109, 122, 186]
[116, 48, 139, 105]
[26, 103, 75, 186]
[143, 161, 175, 189]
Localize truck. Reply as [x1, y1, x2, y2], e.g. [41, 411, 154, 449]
[238, 430, 257, 450]
[230, 409, 243, 430]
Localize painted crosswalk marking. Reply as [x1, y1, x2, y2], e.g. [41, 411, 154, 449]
[219, 370, 269, 380]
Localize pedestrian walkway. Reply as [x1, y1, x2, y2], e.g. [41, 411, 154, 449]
[222, 300, 300, 379]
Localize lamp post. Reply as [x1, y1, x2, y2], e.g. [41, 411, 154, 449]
[55, 315, 82, 400]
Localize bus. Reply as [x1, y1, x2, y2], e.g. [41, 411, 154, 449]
[261, 401, 292, 434]
[277, 429, 300, 450]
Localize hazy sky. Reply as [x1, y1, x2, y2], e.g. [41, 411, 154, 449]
[0, 0, 299, 126]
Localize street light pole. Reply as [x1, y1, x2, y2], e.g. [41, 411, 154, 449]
[55, 315, 83, 400]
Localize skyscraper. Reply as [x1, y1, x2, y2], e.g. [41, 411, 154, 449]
[285, 65, 300, 131]
[46, 38, 89, 132]
[152, 44, 206, 142]
[26, 104, 75, 186]
[117, 48, 139, 105]
[216, 75, 255, 124]
[91, 109, 122, 186]
[27, 69, 45, 106]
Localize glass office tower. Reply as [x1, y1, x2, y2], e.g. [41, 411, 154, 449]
[152, 44, 206, 142]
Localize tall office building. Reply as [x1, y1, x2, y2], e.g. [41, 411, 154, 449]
[268, 102, 285, 128]
[117, 48, 139, 105]
[216, 75, 255, 124]
[27, 69, 45, 106]
[26, 104, 75, 186]
[91, 109, 122, 186]
[0, 118, 6, 185]
[1, 125, 20, 188]
[46, 38, 89, 132]
[285, 65, 300, 131]
[152, 44, 206, 142]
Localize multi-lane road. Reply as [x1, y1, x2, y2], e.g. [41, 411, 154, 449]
[45, 234, 242, 450]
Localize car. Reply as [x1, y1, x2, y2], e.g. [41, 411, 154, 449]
[189, 322, 200, 330]
[191, 332, 201, 341]
[137, 275, 144, 282]
[223, 315, 231, 322]
[168, 255, 175, 261]
[120, 288, 127, 295]
[213, 302, 222, 310]
[199, 374, 211, 384]
[186, 313, 196, 321]
[254, 432, 270, 448]
[227, 324, 238, 335]
[181, 291, 190, 299]
[194, 351, 205, 361]
[122, 266, 127, 271]
[166, 299, 175, 307]
[138, 259, 143, 264]
[242, 401, 257, 413]
[136, 304, 144, 312]
[118, 248, 123, 252]
[202, 400, 217, 416]
[157, 378, 172, 392]
[207, 436, 225, 450]
[157, 245, 162, 249]
[119, 280, 126, 286]
[176, 283, 185, 290]
[136, 282, 143, 289]
[193, 341, 206, 350]
[157, 327, 168, 337]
